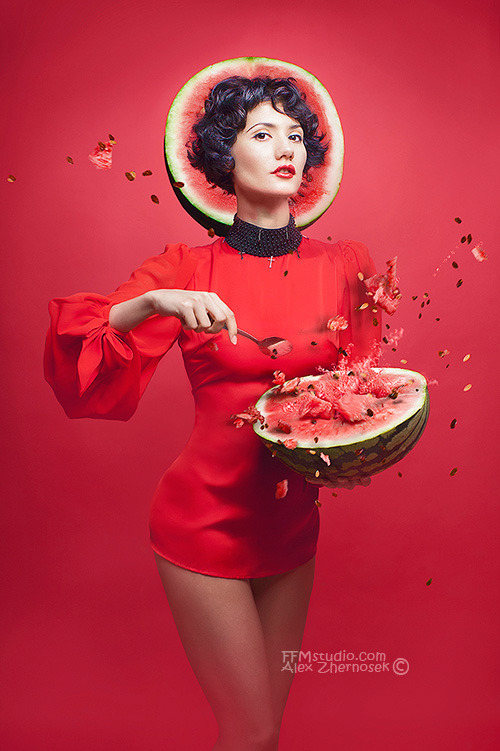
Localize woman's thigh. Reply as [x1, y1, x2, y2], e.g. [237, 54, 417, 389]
[153, 553, 278, 741]
[249, 556, 316, 725]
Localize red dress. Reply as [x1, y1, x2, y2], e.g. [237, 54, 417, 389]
[44, 236, 380, 578]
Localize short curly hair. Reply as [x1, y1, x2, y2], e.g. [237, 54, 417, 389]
[187, 76, 329, 195]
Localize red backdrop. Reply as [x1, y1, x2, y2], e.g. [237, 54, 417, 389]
[1, 0, 499, 749]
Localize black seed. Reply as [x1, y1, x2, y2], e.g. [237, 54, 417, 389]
[385, 323, 390, 329]
[66, 156, 73, 164]
[327, 235, 332, 241]
[421, 301, 425, 308]
[457, 279, 463, 288]
[436, 317, 440, 321]
[367, 408, 373, 416]
[109, 134, 115, 141]
[311, 341, 317, 346]
[372, 318, 379, 326]
[383, 337, 388, 344]
[454, 217, 462, 223]
[272, 349, 278, 355]
[412, 296, 418, 301]
[389, 391, 398, 399]
[284, 270, 288, 276]
[151, 194, 160, 204]
[311, 419, 317, 424]
[467, 234, 472, 243]
[426, 299, 430, 305]
[446, 364, 450, 368]
[425, 578, 432, 586]
[142, 169, 153, 176]
[460, 236, 466, 243]
[452, 261, 459, 269]
[450, 419, 457, 429]
[419, 313, 422, 319]
[314, 437, 319, 443]
[348, 371, 355, 376]
[392, 347, 396, 351]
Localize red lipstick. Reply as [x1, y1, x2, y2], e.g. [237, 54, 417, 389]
[272, 165, 295, 176]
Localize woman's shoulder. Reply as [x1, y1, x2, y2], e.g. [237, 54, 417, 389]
[301, 236, 370, 260]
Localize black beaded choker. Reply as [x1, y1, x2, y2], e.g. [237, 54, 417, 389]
[224, 214, 302, 259]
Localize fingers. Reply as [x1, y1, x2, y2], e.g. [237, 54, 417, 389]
[176, 292, 237, 343]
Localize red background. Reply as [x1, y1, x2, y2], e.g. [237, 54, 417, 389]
[1, 0, 499, 748]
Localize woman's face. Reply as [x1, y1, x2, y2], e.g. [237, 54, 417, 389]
[230, 100, 307, 202]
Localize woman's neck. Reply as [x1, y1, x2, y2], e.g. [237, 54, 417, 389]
[234, 195, 291, 229]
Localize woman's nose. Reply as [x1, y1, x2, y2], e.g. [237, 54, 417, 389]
[275, 137, 294, 160]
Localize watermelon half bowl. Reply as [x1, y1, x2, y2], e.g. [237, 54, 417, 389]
[164, 57, 344, 236]
[253, 368, 429, 486]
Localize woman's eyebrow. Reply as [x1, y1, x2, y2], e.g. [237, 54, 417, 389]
[246, 122, 303, 132]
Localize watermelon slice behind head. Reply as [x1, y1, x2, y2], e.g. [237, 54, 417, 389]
[164, 57, 344, 236]
[254, 367, 429, 486]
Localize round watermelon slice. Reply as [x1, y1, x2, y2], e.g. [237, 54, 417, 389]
[164, 57, 344, 236]
[253, 367, 429, 486]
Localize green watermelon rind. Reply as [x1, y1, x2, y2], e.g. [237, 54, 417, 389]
[164, 57, 344, 234]
[253, 368, 429, 482]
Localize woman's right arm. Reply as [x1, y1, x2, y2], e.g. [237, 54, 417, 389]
[109, 289, 238, 343]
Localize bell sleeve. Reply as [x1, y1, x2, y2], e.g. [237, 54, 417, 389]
[337, 241, 381, 363]
[44, 242, 197, 420]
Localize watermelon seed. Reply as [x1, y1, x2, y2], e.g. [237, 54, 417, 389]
[467, 234, 472, 243]
[327, 236, 332, 241]
[142, 170, 153, 176]
[450, 419, 457, 429]
[308, 450, 317, 455]
[284, 270, 288, 276]
[98, 141, 106, 150]
[412, 296, 418, 301]
[7, 174, 16, 182]
[389, 391, 398, 399]
[125, 171, 136, 181]
[426, 300, 430, 305]
[436, 317, 440, 321]
[311, 419, 317, 424]
[398, 472, 402, 477]
[457, 279, 463, 288]
[454, 217, 462, 223]
[420, 302, 425, 308]
[311, 341, 318, 346]
[208, 228, 215, 237]
[66, 156, 73, 164]
[452, 261, 459, 269]
[424, 292, 429, 298]
[314, 437, 319, 443]
[383, 337, 388, 344]
[385, 324, 390, 330]
[358, 272, 365, 281]
[463, 383, 472, 391]
[314, 470, 320, 478]
[366, 409, 374, 417]
[315, 499, 322, 507]
[151, 194, 160, 204]
[418, 313, 422, 319]
[372, 318, 379, 326]
[108, 134, 115, 141]
[331, 492, 338, 497]
[425, 578, 433, 586]
[450, 467, 458, 476]
[173, 181, 184, 188]
[460, 236, 466, 243]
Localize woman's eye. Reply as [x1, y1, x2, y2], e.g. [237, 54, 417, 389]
[290, 134, 303, 142]
[253, 132, 270, 140]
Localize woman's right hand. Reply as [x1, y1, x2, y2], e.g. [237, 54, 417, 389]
[148, 289, 238, 343]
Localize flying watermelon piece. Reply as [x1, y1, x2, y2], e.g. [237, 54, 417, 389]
[164, 57, 344, 236]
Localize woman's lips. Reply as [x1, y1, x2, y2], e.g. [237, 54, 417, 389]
[272, 165, 296, 178]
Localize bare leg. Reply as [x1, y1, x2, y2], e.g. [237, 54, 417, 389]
[250, 557, 316, 729]
[153, 553, 280, 751]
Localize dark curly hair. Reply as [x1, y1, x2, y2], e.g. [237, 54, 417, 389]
[187, 76, 329, 195]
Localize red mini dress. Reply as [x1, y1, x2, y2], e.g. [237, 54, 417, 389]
[44, 236, 380, 579]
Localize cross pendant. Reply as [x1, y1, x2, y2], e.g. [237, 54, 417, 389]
[268, 256, 274, 269]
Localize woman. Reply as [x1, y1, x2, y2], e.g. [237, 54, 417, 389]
[45, 73, 380, 750]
